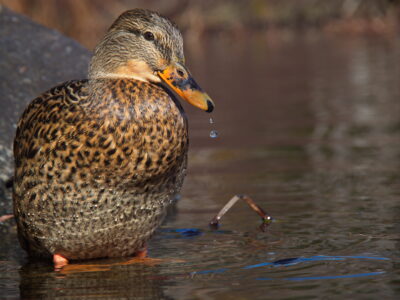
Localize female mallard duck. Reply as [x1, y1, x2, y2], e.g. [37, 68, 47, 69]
[13, 9, 214, 267]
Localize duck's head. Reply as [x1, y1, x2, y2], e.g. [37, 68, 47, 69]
[89, 9, 214, 113]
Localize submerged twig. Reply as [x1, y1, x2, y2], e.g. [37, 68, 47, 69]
[209, 194, 273, 232]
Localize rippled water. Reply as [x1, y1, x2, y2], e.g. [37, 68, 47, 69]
[1, 34, 399, 299]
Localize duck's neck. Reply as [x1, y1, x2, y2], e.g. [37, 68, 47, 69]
[89, 58, 161, 84]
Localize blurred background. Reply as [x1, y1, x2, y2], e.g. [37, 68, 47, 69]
[1, 0, 399, 49]
[1, 1, 399, 299]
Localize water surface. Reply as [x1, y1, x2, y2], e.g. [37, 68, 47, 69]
[1, 33, 399, 299]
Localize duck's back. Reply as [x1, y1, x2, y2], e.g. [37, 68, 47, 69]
[13, 79, 188, 259]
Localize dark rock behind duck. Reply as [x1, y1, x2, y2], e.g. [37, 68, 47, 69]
[0, 6, 90, 218]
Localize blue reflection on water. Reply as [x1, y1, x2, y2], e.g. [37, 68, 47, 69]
[162, 228, 390, 281]
[160, 228, 203, 238]
[160, 227, 232, 238]
[256, 272, 386, 281]
[191, 255, 389, 280]
[192, 255, 389, 275]
[195, 268, 229, 275]
[243, 255, 389, 269]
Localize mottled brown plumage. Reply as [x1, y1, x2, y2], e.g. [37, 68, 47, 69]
[13, 9, 214, 261]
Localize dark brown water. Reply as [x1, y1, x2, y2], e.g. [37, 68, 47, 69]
[1, 33, 399, 299]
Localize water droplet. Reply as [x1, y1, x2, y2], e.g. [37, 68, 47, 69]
[209, 117, 214, 124]
[210, 130, 218, 138]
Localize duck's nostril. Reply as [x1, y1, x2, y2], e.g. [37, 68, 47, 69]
[177, 69, 184, 77]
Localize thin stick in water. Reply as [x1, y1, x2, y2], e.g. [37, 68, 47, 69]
[209, 194, 273, 231]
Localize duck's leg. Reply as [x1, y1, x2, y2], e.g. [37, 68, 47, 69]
[134, 245, 148, 258]
[118, 245, 154, 265]
[53, 253, 69, 270]
[118, 245, 181, 266]
[0, 214, 14, 222]
[209, 194, 273, 231]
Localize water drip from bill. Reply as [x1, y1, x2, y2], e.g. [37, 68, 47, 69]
[209, 117, 218, 138]
[210, 130, 218, 138]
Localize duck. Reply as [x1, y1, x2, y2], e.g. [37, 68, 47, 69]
[12, 8, 214, 268]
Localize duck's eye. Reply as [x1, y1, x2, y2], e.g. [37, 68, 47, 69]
[144, 31, 155, 41]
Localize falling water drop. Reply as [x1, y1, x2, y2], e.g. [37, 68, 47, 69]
[208, 115, 218, 139]
[210, 130, 218, 138]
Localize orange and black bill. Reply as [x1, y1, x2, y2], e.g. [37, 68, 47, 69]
[158, 63, 215, 113]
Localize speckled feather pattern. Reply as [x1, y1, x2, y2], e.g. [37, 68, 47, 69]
[13, 79, 188, 259]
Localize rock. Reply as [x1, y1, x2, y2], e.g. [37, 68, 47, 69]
[0, 6, 91, 213]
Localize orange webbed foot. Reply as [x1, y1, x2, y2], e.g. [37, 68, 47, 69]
[54, 246, 184, 274]
[134, 246, 148, 258]
[53, 254, 69, 271]
[119, 247, 184, 266]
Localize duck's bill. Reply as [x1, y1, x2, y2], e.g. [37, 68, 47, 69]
[158, 63, 215, 113]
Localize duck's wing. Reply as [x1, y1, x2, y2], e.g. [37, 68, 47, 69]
[13, 80, 89, 179]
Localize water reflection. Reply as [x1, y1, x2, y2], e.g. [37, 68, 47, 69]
[19, 260, 172, 299]
[306, 36, 400, 259]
